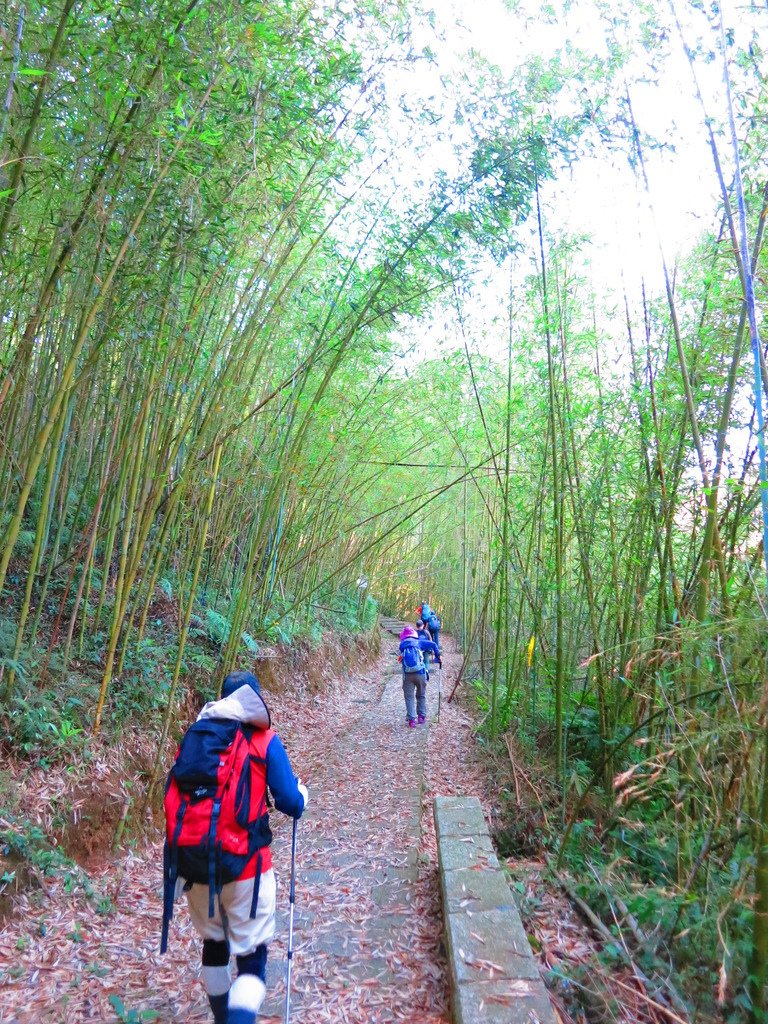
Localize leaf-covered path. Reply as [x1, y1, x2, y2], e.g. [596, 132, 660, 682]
[262, 634, 442, 1022]
[0, 633, 493, 1023]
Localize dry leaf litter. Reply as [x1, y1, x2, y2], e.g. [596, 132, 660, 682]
[0, 632, 518, 1024]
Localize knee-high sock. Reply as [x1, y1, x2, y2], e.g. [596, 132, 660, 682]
[207, 992, 228, 1024]
[202, 938, 231, 995]
[226, 975, 266, 1024]
[236, 946, 267, 983]
[202, 938, 230, 1024]
[227, 946, 268, 1024]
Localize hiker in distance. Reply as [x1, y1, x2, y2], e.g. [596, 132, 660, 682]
[415, 617, 432, 642]
[417, 601, 441, 649]
[162, 670, 308, 1024]
[415, 618, 436, 679]
[399, 625, 441, 728]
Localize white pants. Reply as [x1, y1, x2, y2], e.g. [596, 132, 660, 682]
[184, 867, 277, 955]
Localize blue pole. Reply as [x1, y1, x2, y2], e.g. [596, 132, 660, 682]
[719, 4, 768, 601]
[284, 816, 298, 1024]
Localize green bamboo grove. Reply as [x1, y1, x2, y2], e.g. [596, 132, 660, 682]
[368, 10, 768, 1013]
[4, 0, 768, 1017]
[0, 0, 565, 720]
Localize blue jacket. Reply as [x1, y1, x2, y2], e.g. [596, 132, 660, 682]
[266, 734, 305, 817]
[399, 635, 440, 672]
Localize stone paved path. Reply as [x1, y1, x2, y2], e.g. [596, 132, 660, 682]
[261, 650, 448, 1022]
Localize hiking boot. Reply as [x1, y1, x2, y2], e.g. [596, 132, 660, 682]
[418, 714, 426, 725]
[207, 992, 228, 1024]
[408, 718, 417, 728]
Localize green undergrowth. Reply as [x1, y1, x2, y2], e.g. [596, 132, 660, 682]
[0, 808, 114, 940]
[557, 813, 752, 1023]
[1, 577, 378, 761]
[0, 578, 378, 921]
[469, 674, 755, 1023]
[108, 995, 159, 1023]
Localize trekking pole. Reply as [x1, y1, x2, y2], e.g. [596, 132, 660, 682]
[437, 662, 443, 723]
[284, 816, 298, 1024]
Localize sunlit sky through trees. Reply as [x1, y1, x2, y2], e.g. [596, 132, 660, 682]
[378, 0, 762, 364]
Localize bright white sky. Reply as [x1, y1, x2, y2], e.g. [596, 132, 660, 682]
[376, 0, 767, 362]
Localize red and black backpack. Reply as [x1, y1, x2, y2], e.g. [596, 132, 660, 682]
[160, 717, 273, 953]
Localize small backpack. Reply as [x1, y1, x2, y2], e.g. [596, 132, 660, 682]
[161, 718, 273, 953]
[428, 612, 440, 633]
[401, 640, 425, 675]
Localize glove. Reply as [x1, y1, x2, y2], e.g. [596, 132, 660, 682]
[297, 782, 309, 810]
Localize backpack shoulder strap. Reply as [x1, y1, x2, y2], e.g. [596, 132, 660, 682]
[248, 727, 275, 763]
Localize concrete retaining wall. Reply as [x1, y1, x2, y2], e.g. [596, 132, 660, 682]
[434, 796, 557, 1024]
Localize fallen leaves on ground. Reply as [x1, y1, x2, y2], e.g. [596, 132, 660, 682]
[0, 632, 491, 1023]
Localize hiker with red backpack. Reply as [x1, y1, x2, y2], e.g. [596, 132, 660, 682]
[162, 670, 308, 1024]
[398, 625, 441, 728]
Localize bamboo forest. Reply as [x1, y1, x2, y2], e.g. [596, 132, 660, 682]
[2, 0, 768, 1021]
